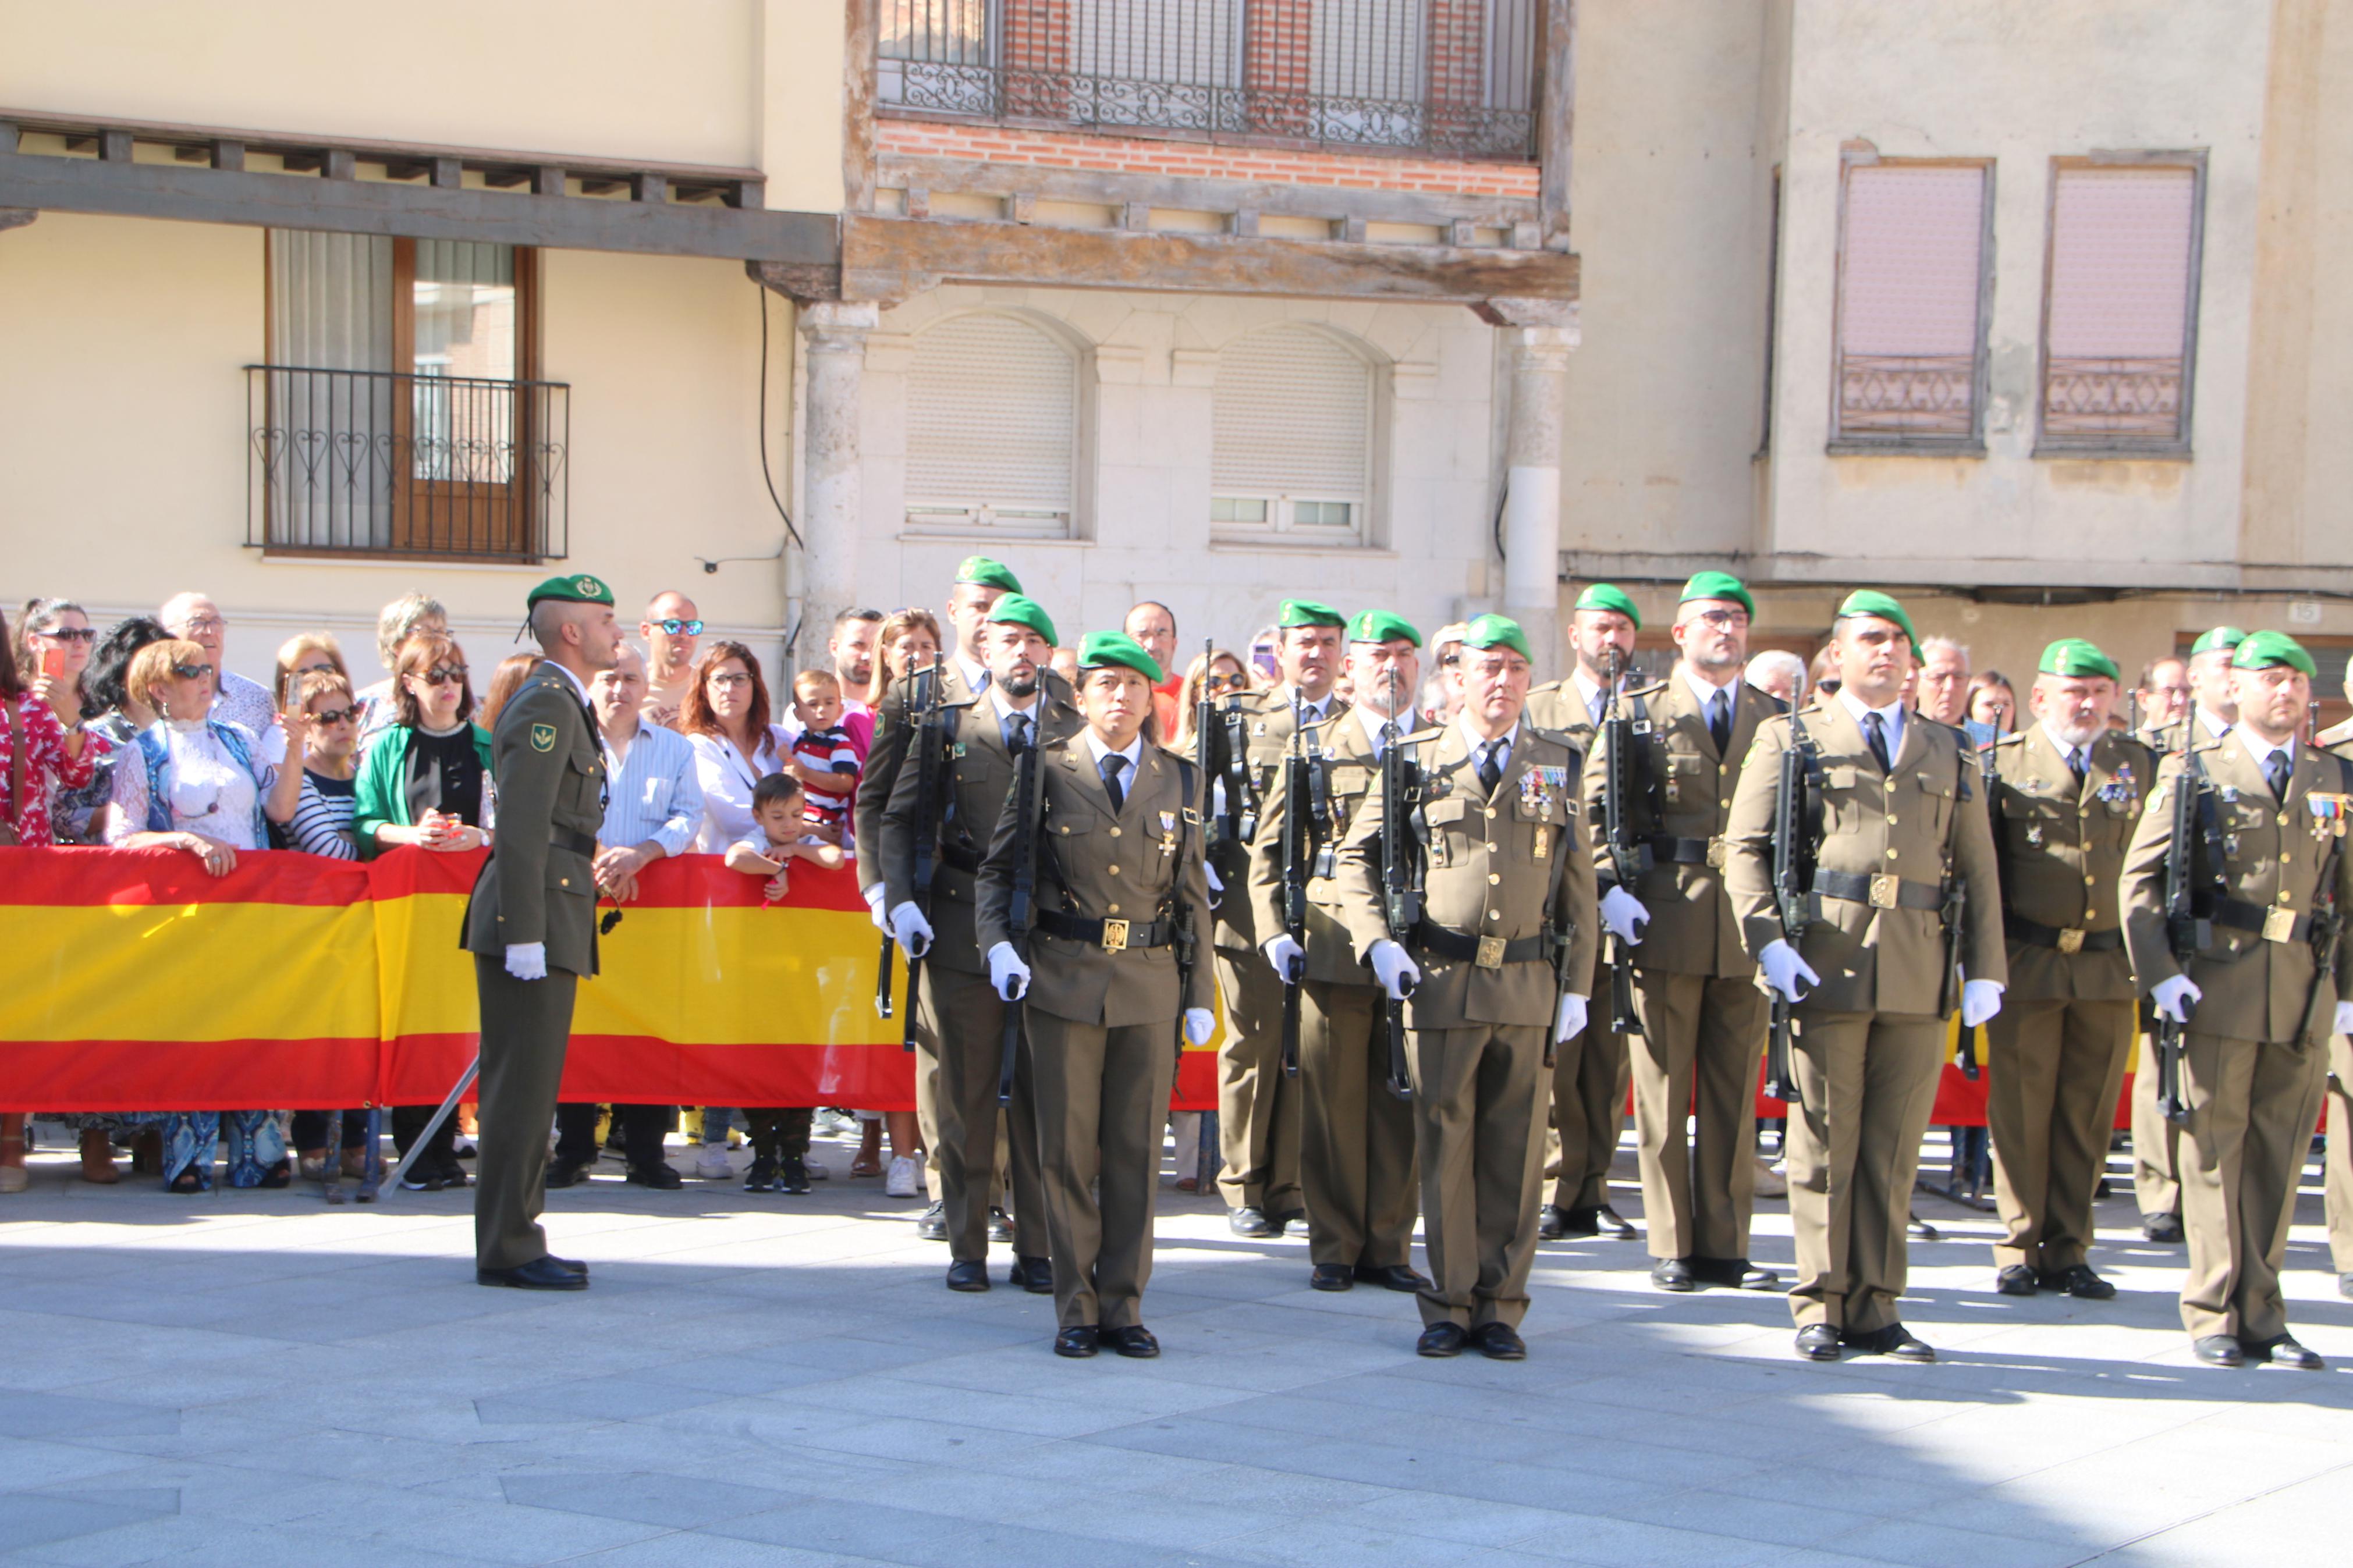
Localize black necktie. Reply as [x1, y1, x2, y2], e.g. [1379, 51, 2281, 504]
[1003, 710, 1030, 755]
[1708, 689, 1732, 755]
[2265, 749, 2291, 802]
[1379, 720, 1401, 755]
[1477, 739, 1505, 795]
[1101, 753, 1128, 813]
[2067, 746, 2087, 783]
[1864, 710, 1891, 773]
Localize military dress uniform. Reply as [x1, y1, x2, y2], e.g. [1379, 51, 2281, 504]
[1336, 617, 1597, 1347]
[1980, 643, 2153, 1296]
[2121, 634, 2353, 1362]
[462, 575, 612, 1285]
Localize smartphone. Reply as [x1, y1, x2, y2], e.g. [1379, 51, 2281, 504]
[39, 646, 67, 682]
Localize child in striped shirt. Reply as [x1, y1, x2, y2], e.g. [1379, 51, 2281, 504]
[787, 669, 860, 845]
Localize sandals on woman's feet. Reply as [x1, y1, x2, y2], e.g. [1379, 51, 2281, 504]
[79, 1130, 120, 1185]
[258, 1159, 293, 1189]
[168, 1166, 210, 1194]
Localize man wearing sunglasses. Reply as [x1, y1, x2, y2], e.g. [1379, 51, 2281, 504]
[638, 591, 703, 731]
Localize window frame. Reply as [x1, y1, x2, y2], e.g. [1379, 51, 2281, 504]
[1826, 150, 1997, 457]
[899, 308, 1085, 541]
[2032, 150, 2206, 461]
[1207, 323, 1380, 550]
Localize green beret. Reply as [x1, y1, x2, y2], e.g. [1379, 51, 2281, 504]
[1679, 571, 1754, 619]
[1574, 584, 1641, 630]
[526, 573, 615, 610]
[953, 556, 1023, 593]
[983, 593, 1057, 648]
[1278, 599, 1347, 630]
[2189, 625, 2247, 658]
[1459, 613, 1533, 663]
[2232, 630, 2317, 677]
[1834, 589, 1919, 653]
[2039, 638, 2120, 682]
[1346, 609, 1421, 648]
[1077, 630, 1163, 685]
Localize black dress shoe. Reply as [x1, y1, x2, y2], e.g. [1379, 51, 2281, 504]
[1277, 1210, 1312, 1238]
[776, 1156, 812, 1195]
[1010, 1256, 1055, 1294]
[1536, 1205, 1574, 1240]
[1227, 1206, 1277, 1238]
[1650, 1258, 1697, 1293]
[1472, 1322, 1527, 1360]
[625, 1163, 683, 1190]
[548, 1256, 588, 1275]
[545, 1160, 595, 1190]
[988, 1206, 1014, 1243]
[916, 1200, 948, 1240]
[1591, 1206, 1637, 1240]
[946, 1260, 991, 1293]
[1906, 1213, 1939, 1242]
[2142, 1211, 2185, 1245]
[1102, 1325, 1160, 1359]
[2192, 1334, 2246, 1368]
[2042, 1264, 2114, 1300]
[1996, 1264, 2040, 1297]
[1794, 1325, 1842, 1362]
[1053, 1325, 1099, 1359]
[1556, 1206, 1605, 1238]
[1416, 1322, 1467, 1358]
[2246, 1334, 2324, 1370]
[1734, 1262, 1780, 1291]
[1847, 1323, 1935, 1362]
[1309, 1263, 1354, 1291]
[478, 1257, 588, 1291]
[1353, 1264, 1431, 1293]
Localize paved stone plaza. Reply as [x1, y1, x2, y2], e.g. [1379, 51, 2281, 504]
[0, 1129, 2345, 1567]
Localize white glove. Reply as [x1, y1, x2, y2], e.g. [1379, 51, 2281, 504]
[2334, 1000, 2353, 1037]
[1758, 938, 1819, 1003]
[1205, 861, 1223, 897]
[1599, 886, 1650, 945]
[1183, 1008, 1215, 1046]
[2150, 973, 2201, 1024]
[889, 901, 934, 958]
[987, 941, 1030, 1002]
[863, 881, 889, 932]
[504, 942, 547, 982]
[1554, 993, 1589, 1044]
[1367, 939, 1421, 1002]
[1262, 933, 1306, 982]
[1961, 978, 2004, 1029]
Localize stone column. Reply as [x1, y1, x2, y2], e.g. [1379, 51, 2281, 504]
[798, 300, 879, 660]
[1500, 325, 1574, 680]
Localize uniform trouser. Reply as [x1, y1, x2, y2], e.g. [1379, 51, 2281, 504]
[2131, 1032, 2184, 1219]
[1025, 1009, 1178, 1330]
[1408, 1022, 1550, 1330]
[1547, 1020, 1628, 1212]
[1784, 1010, 1946, 1334]
[1298, 977, 1419, 1269]
[2327, 1030, 2353, 1274]
[472, 956, 577, 1272]
[913, 984, 945, 1203]
[555, 1102, 670, 1171]
[1628, 969, 1766, 1263]
[1215, 948, 1302, 1216]
[1985, 996, 2133, 1274]
[917, 963, 1048, 1263]
[2177, 1030, 2328, 1343]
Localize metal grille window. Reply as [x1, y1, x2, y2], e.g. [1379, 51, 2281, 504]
[905, 312, 1078, 536]
[1212, 326, 1371, 544]
[1832, 161, 1992, 447]
[2039, 162, 2202, 451]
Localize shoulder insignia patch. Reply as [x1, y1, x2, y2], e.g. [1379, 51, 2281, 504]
[530, 723, 558, 753]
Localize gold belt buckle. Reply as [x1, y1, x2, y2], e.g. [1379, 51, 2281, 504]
[1101, 918, 1130, 953]
[1868, 873, 1900, 909]
[2262, 907, 2297, 944]
[1474, 934, 1507, 969]
[1705, 837, 1729, 869]
[2056, 927, 2085, 955]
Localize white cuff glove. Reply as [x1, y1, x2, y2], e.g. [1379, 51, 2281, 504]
[1961, 978, 2004, 1029]
[2334, 1000, 2353, 1037]
[1205, 861, 1223, 896]
[863, 880, 889, 932]
[2150, 973, 2201, 1024]
[1555, 993, 1589, 1044]
[1599, 885, 1650, 945]
[1758, 938, 1819, 1003]
[504, 942, 547, 982]
[889, 901, 934, 958]
[1183, 1008, 1214, 1046]
[1262, 933, 1306, 983]
[1367, 939, 1421, 1002]
[987, 941, 1030, 1002]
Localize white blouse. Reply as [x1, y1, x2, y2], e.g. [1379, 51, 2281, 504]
[688, 725, 789, 853]
[105, 719, 272, 851]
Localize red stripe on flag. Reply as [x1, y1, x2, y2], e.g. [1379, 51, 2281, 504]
[0, 847, 371, 908]
[0, 1038, 382, 1113]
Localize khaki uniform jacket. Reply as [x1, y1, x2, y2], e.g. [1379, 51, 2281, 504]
[976, 735, 1215, 1029]
[1333, 722, 1598, 1029]
[2121, 735, 2353, 1044]
[1209, 687, 1347, 954]
[880, 688, 1083, 976]
[856, 660, 980, 897]
[1725, 701, 2006, 1015]
[1245, 706, 1392, 986]
[462, 663, 605, 977]
[1582, 671, 1782, 979]
[1523, 677, 1599, 744]
[1986, 725, 2154, 1002]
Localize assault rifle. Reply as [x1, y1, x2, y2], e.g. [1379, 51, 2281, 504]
[1954, 735, 1997, 1082]
[1764, 701, 1820, 1106]
[1598, 649, 1645, 1038]
[997, 719, 1042, 1107]
[2155, 741, 2214, 1123]
[886, 655, 946, 1049]
[1171, 759, 1201, 1077]
[1376, 667, 1420, 1101]
[1276, 690, 1316, 1079]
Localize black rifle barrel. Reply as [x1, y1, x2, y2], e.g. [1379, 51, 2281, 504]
[902, 656, 945, 1053]
[1599, 649, 1645, 1038]
[998, 733, 1040, 1107]
[1376, 669, 1418, 1101]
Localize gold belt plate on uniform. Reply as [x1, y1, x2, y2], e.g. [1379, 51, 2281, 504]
[2056, 927, 2085, 955]
[2262, 907, 2297, 943]
[1706, 837, 1730, 869]
[1869, 873, 1900, 909]
[1102, 919, 1130, 953]
[1474, 935, 1507, 969]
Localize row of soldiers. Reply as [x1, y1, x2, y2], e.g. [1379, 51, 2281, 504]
[851, 556, 2353, 1366]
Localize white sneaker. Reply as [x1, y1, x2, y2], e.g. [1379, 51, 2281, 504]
[692, 1146, 733, 1181]
[885, 1155, 920, 1199]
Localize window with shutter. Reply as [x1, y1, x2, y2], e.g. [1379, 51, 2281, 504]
[1832, 161, 1991, 447]
[2039, 162, 2201, 451]
[1212, 326, 1372, 544]
[905, 312, 1078, 537]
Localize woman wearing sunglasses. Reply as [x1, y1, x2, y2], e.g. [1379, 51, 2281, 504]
[1168, 647, 1257, 753]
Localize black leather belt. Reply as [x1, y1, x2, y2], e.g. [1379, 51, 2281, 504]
[1813, 869, 1947, 911]
[554, 829, 597, 857]
[2212, 898, 2315, 944]
[2004, 913, 2123, 954]
[1647, 835, 1726, 867]
[1411, 920, 1551, 968]
[1035, 909, 1173, 951]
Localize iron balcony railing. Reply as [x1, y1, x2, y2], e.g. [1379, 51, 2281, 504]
[879, 0, 1538, 160]
[245, 365, 569, 562]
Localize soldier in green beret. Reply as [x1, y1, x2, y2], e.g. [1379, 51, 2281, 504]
[1979, 639, 2154, 1303]
[2123, 631, 2353, 1368]
[464, 574, 626, 1290]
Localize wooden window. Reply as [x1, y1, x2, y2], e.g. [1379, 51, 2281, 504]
[1830, 158, 1993, 451]
[2038, 158, 2203, 454]
[904, 312, 1078, 537]
[1212, 325, 1372, 545]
